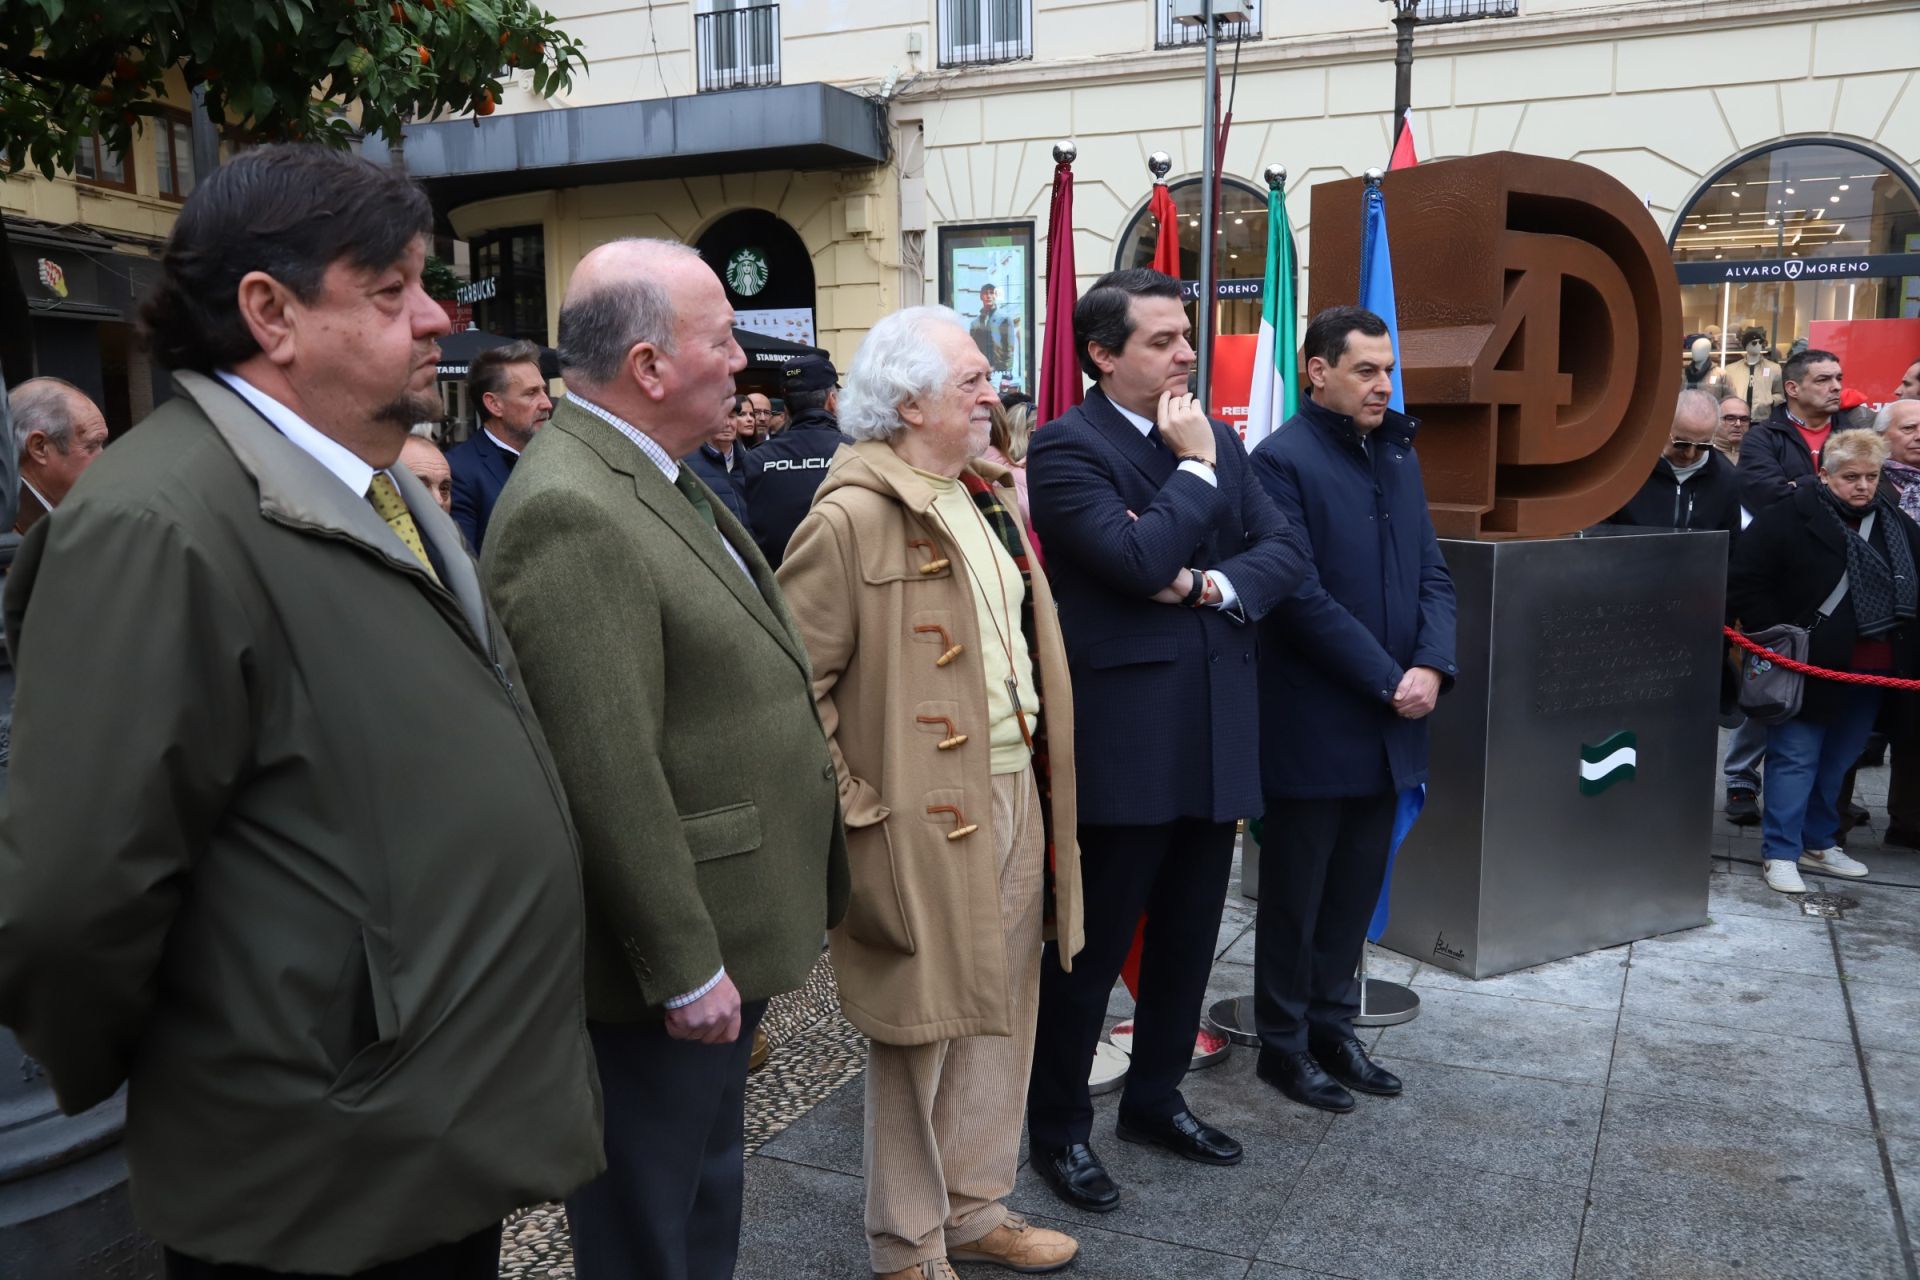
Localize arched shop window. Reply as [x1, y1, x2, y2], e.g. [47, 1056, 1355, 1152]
[1116, 177, 1291, 339]
[1670, 140, 1920, 380]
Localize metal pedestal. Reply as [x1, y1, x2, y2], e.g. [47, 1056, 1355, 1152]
[1379, 531, 1722, 978]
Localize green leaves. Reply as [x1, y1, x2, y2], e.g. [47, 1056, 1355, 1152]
[1, 0, 585, 174]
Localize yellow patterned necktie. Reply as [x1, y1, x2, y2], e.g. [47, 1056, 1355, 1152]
[366, 473, 442, 586]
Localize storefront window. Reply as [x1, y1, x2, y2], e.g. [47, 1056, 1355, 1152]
[1116, 178, 1283, 337]
[468, 225, 549, 346]
[1671, 141, 1920, 367]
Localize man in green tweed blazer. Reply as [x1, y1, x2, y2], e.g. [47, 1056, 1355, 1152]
[480, 238, 849, 1280]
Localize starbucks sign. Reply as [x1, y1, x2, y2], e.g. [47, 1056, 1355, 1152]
[725, 247, 769, 298]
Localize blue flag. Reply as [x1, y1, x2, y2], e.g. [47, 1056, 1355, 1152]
[1367, 784, 1425, 944]
[1357, 182, 1405, 414]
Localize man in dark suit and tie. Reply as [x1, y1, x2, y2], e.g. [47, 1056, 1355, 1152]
[1025, 267, 1308, 1213]
[448, 339, 551, 551]
[480, 238, 848, 1280]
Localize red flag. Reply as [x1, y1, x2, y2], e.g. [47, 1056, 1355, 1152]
[1388, 109, 1418, 171]
[1149, 181, 1181, 279]
[1036, 154, 1083, 425]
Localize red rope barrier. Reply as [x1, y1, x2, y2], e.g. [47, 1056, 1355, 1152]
[1723, 626, 1920, 691]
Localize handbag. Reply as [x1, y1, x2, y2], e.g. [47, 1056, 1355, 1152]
[1737, 516, 1865, 724]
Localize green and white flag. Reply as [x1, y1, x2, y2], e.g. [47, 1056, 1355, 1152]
[1578, 731, 1638, 796]
[1245, 178, 1297, 449]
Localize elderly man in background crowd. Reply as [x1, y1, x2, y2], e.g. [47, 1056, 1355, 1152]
[687, 394, 754, 527]
[10, 377, 108, 534]
[1716, 395, 1752, 466]
[481, 236, 848, 1280]
[779, 306, 1084, 1279]
[0, 144, 604, 1279]
[400, 434, 455, 516]
[1607, 390, 1741, 534]
[449, 339, 552, 551]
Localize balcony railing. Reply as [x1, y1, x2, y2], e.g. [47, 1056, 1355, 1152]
[938, 0, 1032, 68]
[1157, 2, 1260, 48]
[696, 3, 781, 92]
[1415, 0, 1518, 23]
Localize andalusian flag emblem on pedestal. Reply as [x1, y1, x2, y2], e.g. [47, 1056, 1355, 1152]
[1579, 732, 1638, 795]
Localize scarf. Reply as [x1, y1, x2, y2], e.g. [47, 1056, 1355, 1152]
[959, 468, 1062, 928]
[1884, 459, 1920, 524]
[1818, 486, 1918, 637]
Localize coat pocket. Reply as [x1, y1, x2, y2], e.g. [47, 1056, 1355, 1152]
[838, 780, 914, 955]
[681, 801, 763, 863]
[1087, 635, 1179, 669]
[320, 927, 400, 1104]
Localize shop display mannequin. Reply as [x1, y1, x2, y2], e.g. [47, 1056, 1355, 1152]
[1683, 335, 1730, 399]
[1723, 325, 1782, 415]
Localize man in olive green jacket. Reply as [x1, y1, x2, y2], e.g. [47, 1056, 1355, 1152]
[481, 237, 848, 1280]
[0, 147, 604, 1278]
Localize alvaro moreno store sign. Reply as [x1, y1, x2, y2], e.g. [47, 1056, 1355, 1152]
[1674, 252, 1920, 285]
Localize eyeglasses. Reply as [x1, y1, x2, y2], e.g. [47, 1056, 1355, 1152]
[1720, 413, 1751, 425]
[1669, 440, 1711, 455]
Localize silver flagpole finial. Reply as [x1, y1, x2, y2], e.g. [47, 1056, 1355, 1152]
[1364, 167, 1385, 187]
[1054, 140, 1078, 165]
[1148, 151, 1172, 180]
[1264, 164, 1287, 191]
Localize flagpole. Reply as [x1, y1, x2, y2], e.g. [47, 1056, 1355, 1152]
[1197, 0, 1218, 407]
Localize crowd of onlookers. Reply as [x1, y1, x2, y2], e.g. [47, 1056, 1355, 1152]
[1606, 344, 1920, 894]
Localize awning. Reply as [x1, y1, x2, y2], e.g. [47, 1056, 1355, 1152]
[434, 327, 562, 380]
[368, 83, 889, 217]
[735, 326, 824, 370]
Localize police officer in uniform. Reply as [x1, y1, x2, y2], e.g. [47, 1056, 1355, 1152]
[743, 352, 851, 568]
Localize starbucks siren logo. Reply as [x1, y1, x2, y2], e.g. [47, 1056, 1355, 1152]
[725, 248, 769, 298]
[1578, 731, 1637, 796]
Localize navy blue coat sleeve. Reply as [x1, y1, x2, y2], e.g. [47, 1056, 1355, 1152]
[1027, 423, 1228, 598]
[1250, 443, 1403, 705]
[1737, 431, 1794, 514]
[1407, 485, 1458, 688]
[1207, 423, 1309, 623]
[448, 446, 486, 551]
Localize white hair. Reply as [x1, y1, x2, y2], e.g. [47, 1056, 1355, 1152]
[839, 305, 970, 443]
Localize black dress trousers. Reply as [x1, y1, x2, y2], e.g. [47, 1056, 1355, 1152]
[1254, 793, 1398, 1055]
[1027, 819, 1236, 1151]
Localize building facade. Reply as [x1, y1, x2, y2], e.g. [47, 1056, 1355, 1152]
[394, 0, 1919, 403]
[0, 71, 209, 433]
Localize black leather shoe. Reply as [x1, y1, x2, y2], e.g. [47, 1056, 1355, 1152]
[1311, 1037, 1403, 1097]
[1257, 1049, 1356, 1113]
[1884, 826, 1920, 851]
[1115, 1108, 1243, 1165]
[1032, 1142, 1120, 1212]
[1845, 800, 1873, 827]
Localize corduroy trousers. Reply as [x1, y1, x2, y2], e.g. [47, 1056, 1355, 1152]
[863, 769, 1045, 1274]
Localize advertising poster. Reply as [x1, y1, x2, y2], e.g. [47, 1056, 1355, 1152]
[939, 223, 1036, 400]
[735, 307, 818, 348]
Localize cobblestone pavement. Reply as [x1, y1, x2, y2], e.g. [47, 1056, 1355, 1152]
[502, 752, 1920, 1279]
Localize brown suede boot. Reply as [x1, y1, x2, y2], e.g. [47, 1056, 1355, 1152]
[875, 1260, 959, 1280]
[949, 1213, 1079, 1273]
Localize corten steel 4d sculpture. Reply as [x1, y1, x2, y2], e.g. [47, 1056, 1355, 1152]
[1309, 152, 1681, 539]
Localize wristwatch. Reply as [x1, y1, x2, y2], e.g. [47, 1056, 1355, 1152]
[1182, 569, 1208, 608]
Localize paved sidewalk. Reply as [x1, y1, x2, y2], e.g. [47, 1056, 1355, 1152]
[739, 762, 1920, 1280]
